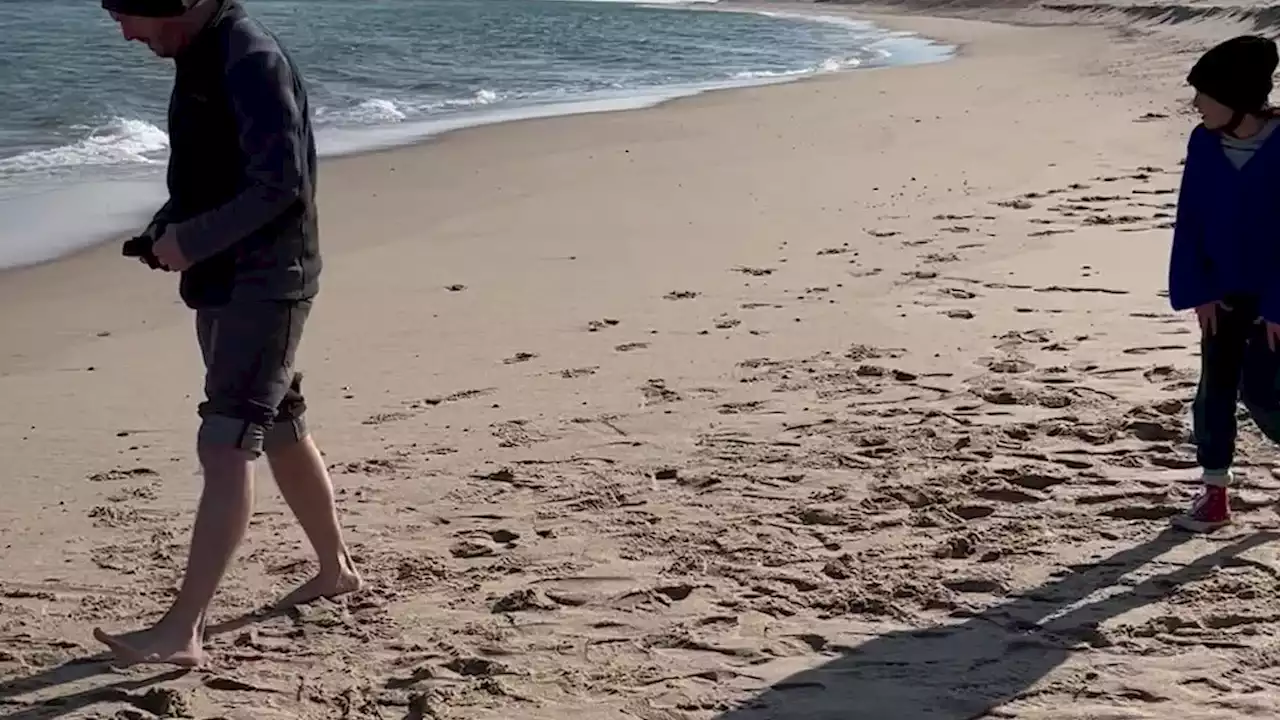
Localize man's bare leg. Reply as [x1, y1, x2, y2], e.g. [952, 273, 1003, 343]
[267, 434, 362, 607]
[94, 445, 255, 667]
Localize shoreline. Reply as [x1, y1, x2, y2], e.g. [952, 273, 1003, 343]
[0, 4, 953, 276]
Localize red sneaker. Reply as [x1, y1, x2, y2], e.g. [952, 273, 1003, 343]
[1171, 485, 1230, 533]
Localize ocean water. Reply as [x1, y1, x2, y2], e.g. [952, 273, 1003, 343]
[0, 0, 952, 270]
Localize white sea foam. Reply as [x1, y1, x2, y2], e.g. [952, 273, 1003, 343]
[0, 117, 168, 178]
[315, 90, 502, 127]
[731, 56, 859, 81]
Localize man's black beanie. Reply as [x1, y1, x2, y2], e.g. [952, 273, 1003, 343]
[101, 0, 193, 17]
[1188, 35, 1280, 113]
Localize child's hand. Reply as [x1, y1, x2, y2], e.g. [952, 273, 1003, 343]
[1196, 300, 1231, 336]
[1267, 320, 1280, 351]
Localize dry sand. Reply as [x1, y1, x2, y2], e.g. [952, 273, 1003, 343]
[4, 3, 1280, 718]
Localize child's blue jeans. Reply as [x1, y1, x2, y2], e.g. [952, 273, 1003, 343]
[1193, 295, 1280, 473]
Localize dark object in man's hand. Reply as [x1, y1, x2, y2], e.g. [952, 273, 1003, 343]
[122, 234, 164, 269]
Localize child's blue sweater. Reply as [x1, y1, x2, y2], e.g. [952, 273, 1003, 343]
[1169, 123, 1280, 322]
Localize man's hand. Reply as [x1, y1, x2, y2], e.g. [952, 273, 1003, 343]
[1196, 300, 1231, 336]
[153, 225, 192, 272]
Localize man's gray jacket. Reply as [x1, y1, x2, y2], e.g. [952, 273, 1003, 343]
[151, 0, 320, 309]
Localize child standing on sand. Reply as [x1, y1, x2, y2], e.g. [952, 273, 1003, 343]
[1168, 35, 1280, 532]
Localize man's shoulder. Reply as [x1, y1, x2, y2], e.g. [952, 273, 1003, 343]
[210, 3, 294, 75]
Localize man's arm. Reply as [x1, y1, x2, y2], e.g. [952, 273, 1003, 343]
[145, 199, 174, 238]
[173, 50, 306, 265]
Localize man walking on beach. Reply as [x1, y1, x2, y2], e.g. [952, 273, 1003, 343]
[95, 0, 361, 667]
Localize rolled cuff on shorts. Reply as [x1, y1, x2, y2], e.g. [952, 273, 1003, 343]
[196, 300, 311, 456]
[198, 413, 308, 456]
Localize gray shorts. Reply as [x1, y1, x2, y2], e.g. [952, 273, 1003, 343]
[196, 300, 311, 456]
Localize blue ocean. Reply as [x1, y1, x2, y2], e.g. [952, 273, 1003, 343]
[0, 0, 951, 270]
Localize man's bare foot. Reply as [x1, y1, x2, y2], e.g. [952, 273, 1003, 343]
[93, 624, 205, 668]
[275, 566, 364, 609]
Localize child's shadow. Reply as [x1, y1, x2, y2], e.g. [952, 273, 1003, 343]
[714, 528, 1274, 719]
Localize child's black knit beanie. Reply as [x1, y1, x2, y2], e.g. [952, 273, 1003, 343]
[1188, 35, 1279, 113]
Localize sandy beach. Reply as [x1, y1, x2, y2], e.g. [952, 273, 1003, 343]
[5, 2, 1280, 718]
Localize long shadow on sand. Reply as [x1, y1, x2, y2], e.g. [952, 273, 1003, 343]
[713, 528, 1275, 720]
[0, 606, 289, 719]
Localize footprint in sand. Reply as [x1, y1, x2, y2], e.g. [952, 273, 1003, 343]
[1035, 284, 1128, 296]
[975, 485, 1047, 505]
[641, 379, 681, 404]
[939, 287, 978, 300]
[718, 400, 766, 415]
[922, 252, 960, 264]
[1085, 213, 1147, 227]
[714, 316, 742, 330]
[491, 588, 558, 613]
[995, 198, 1034, 210]
[559, 366, 598, 379]
[943, 575, 1008, 595]
[450, 539, 499, 559]
[363, 410, 414, 426]
[1123, 345, 1183, 356]
[87, 467, 159, 483]
[491, 419, 549, 448]
[903, 269, 938, 281]
[106, 486, 158, 503]
[88, 505, 143, 529]
[586, 318, 620, 332]
[978, 357, 1035, 374]
[331, 457, 402, 477]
